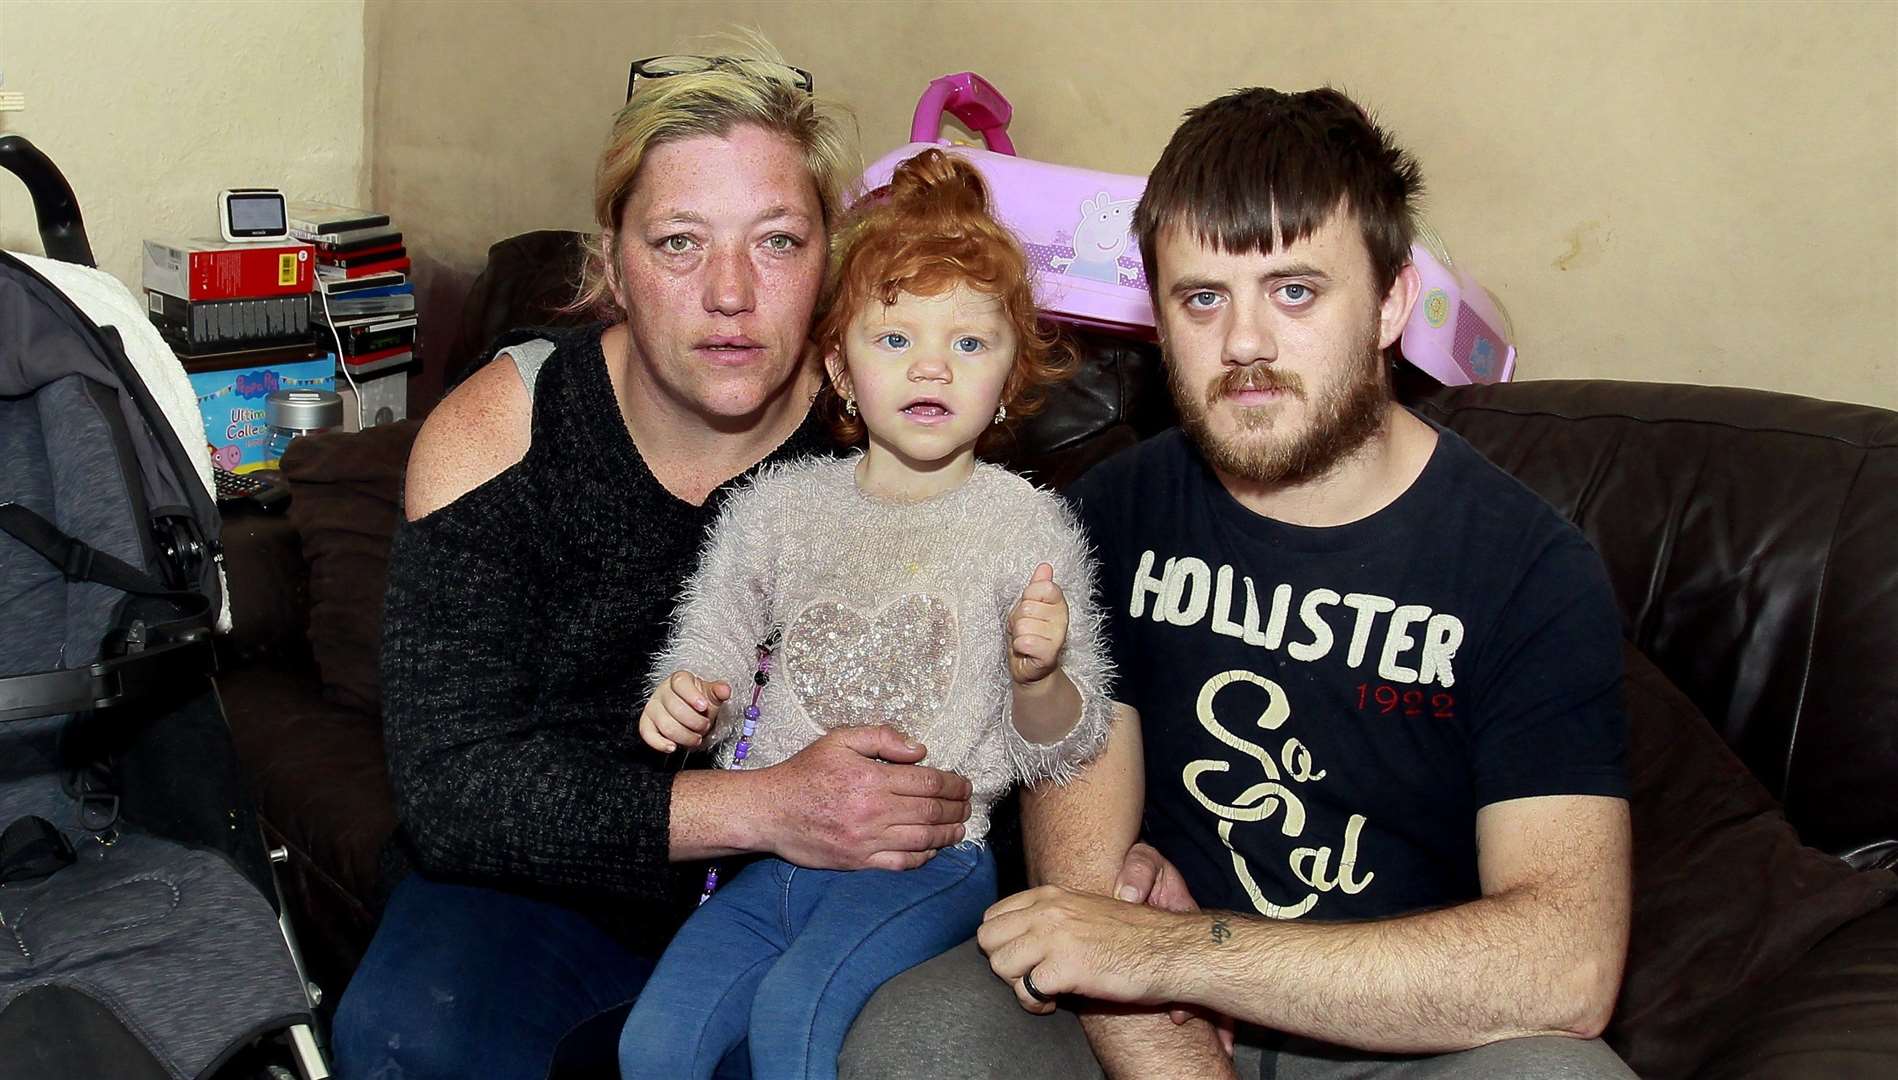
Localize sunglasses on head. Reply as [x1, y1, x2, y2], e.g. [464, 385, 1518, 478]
[626, 55, 815, 101]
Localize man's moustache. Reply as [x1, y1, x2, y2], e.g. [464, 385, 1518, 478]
[1210, 366, 1304, 402]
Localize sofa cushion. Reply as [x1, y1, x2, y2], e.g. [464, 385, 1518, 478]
[1611, 642, 1897, 1078]
[1689, 901, 1898, 1080]
[279, 420, 422, 715]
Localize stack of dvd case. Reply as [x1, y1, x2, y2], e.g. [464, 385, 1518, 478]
[147, 290, 313, 354]
[292, 201, 419, 376]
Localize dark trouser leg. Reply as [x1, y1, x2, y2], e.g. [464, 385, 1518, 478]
[1264, 1033, 1636, 1079]
[838, 936, 1635, 1080]
[839, 937, 1106, 1080]
[330, 874, 654, 1080]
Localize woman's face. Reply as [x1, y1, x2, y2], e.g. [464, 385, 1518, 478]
[610, 125, 827, 422]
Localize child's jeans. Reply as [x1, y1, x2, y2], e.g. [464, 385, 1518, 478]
[617, 842, 998, 1080]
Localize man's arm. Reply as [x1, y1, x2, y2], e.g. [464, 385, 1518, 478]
[1019, 706, 1237, 1079]
[987, 793, 1631, 1054]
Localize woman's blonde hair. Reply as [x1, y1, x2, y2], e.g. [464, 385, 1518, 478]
[572, 31, 858, 318]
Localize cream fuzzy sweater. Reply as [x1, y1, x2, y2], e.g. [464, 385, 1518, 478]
[651, 455, 1115, 843]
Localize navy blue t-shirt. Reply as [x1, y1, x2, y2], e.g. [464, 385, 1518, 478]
[1066, 423, 1627, 921]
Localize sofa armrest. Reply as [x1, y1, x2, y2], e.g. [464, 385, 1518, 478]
[218, 508, 313, 668]
[219, 658, 396, 905]
[218, 657, 396, 1000]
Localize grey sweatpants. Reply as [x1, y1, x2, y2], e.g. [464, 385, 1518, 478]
[840, 940, 1636, 1080]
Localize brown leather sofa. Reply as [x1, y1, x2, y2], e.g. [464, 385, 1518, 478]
[215, 231, 1898, 1078]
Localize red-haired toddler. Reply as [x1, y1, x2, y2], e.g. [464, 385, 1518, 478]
[616, 149, 1114, 1080]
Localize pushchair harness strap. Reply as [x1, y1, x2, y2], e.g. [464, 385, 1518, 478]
[0, 502, 213, 724]
[0, 502, 191, 602]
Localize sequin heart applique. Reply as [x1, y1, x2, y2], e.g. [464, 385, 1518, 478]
[785, 594, 958, 731]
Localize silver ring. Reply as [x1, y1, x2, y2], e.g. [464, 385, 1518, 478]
[1021, 969, 1055, 1004]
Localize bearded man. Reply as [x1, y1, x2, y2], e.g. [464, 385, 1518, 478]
[845, 87, 1637, 1080]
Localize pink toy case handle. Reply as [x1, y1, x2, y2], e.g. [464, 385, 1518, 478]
[909, 72, 1016, 156]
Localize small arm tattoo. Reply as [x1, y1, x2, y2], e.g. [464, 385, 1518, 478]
[1209, 915, 1232, 945]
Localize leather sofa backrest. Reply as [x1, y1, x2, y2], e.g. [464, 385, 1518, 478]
[1414, 381, 1898, 856]
[443, 230, 598, 391]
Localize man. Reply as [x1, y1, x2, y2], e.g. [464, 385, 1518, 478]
[332, 45, 973, 1079]
[848, 87, 1634, 1079]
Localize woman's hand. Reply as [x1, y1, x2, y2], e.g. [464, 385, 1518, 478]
[638, 670, 730, 753]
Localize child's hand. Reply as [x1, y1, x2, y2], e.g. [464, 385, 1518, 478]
[1009, 563, 1069, 686]
[639, 670, 731, 753]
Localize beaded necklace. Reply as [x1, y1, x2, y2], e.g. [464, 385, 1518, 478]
[697, 627, 779, 905]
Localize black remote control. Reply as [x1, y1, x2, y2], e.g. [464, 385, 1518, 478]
[213, 467, 289, 509]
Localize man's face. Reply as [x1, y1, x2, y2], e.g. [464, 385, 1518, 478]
[609, 125, 827, 421]
[1152, 211, 1414, 487]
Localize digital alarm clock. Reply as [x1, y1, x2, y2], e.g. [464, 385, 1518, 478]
[218, 188, 289, 243]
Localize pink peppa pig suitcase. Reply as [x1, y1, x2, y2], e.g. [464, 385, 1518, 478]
[860, 73, 1155, 335]
[860, 73, 1516, 384]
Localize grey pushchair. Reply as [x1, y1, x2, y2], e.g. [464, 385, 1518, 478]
[0, 134, 326, 1079]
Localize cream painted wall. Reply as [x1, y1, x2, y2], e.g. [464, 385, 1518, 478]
[0, 0, 369, 292]
[397, 2, 1883, 409]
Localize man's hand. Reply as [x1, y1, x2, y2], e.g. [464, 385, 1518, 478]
[1114, 841, 1198, 909]
[1018, 709, 1237, 1077]
[753, 725, 972, 871]
[1117, 844, 1236, 1051]
[1009, 563, 1069, 686]
[978, 884, 1192, 1013]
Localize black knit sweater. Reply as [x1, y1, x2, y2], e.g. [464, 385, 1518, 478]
[379, 324, 830, 937]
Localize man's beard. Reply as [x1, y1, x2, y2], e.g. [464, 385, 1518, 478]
[1169, 334, 1390, 487]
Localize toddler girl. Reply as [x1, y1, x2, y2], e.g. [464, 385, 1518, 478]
[616, 149, 1114, 1080]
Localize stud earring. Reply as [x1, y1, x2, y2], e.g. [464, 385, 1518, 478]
[993, 403, 1008, 425]
[844, 397, 858, 417]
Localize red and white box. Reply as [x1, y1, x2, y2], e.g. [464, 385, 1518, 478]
[142, 237, 314, 301]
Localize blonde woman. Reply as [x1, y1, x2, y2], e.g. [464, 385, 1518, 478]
[333, 42, 974, 1079]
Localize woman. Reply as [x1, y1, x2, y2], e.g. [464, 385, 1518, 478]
[332, 40, 974, 1079]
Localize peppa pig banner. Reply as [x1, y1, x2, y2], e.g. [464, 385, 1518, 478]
[186, 354, 335, 472]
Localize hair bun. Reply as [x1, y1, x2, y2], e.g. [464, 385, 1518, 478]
[884, 148, 991, 220]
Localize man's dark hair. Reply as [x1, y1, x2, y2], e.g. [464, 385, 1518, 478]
[1135, 87, 1423, 300]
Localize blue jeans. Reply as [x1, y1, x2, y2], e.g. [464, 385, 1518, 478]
[333, 874, 715, 1080]
[618, 844, 998, 1080]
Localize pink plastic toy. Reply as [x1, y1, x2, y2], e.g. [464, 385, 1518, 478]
[860, 73, 1516, 384]
[860, 73, 1154, 335]
[1400, 227, 1517, 385]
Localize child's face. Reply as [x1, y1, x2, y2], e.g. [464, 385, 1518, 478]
[831, 283, 1016, 476]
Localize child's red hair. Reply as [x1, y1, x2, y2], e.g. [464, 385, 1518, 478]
[812, 149, 1074, 449]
